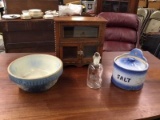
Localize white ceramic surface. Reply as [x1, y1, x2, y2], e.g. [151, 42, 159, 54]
[111, 48, 149, 90]
[22, 10, 29, 15]
[8, 54, 63, 92]
[29, 12, 43, 18]
[21, 14, 31, 19]
[43, 14, 54, 19]
[2, 14, 20, 19]
[29, 9, 42, 13]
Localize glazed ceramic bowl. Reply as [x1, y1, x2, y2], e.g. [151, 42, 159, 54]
[21, 14, 31, 19]
[29, 9, 42, 14]
[43, 14, 54, 19]
[29, 12, 44, 18]
[28, 9, 43, 18]
[7, 54, 63, 92]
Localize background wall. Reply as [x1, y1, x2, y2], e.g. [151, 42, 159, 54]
[5, 0, 60, 14]
[139, 0, 160, 9]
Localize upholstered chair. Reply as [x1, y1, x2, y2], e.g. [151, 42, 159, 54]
[97, 12, 141, 51]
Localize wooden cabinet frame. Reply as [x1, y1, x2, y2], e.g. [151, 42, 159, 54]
[54, 16, 106, 66]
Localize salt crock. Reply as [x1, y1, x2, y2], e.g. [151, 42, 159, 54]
[111, 48, 149, 90]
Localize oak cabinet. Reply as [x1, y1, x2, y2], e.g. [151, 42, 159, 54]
[54, 16, 106, 66]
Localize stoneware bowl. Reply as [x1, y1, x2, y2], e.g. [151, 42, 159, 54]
[111, 48, 149, 91]
[28, 9, 43, 18]
[7, 54, 63, 92]
[29, 12, 44, 18]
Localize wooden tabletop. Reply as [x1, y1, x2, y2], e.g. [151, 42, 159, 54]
[0, 51, 160, 120]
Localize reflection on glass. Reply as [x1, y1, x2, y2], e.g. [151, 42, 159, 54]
[102, 0, 129, 12]
[63, 46, 77, 59]
[83, 45, 97, 58]
[63, 26, 99, 38]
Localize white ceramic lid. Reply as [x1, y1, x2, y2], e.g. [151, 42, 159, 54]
[114, 48, 149, 71]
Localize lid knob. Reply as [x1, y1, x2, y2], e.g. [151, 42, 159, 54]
[128, 57, 135, 62]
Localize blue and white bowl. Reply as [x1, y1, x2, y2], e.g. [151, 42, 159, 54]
[7, 54, 63, 92]
[111, 48, 149, 90]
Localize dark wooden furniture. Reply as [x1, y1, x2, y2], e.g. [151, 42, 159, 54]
[5, 0, 60, 14]
[0, 18, 55, 53]
[96, 0, 139, 14]
[54, 16, 106, 66]
[0, 51, 160, 119]
[0, 7, 4, 16]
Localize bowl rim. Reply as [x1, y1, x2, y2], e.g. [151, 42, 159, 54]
[29, 12, 43, 14]
[7, 54, 63, 80]
[28, 9, 42, 12]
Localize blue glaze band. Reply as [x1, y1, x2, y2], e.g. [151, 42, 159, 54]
[129, 48, 147, 61]
[9, 69, 63, 92]
[111, 76, 143, 90]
